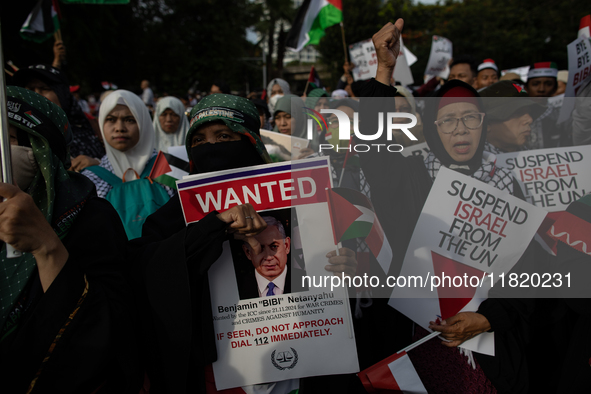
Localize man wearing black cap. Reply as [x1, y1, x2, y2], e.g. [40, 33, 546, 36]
[480, 81, 545, 153]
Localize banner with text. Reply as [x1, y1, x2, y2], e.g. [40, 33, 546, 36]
[558, 36, 591, 123]
[181, 158, 359, 389]
[349, 38, 416, 85]
[388, 167, 547, 355]
[496, 146, 591, 212]
[424, 35, 453, 79]
[177, 158, 333, 224]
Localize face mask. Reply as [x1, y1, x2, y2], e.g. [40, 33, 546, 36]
[11, 145, 38, 191]
[190, 139, 265, 174]
[268, 94, 284, 115]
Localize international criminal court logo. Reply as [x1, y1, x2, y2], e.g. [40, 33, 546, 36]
[271, 347, 299, 370]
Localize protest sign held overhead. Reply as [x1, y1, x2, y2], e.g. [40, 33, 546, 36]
[424, 35, 453, 79]
[349, 37, 416, 85]
[388, 167, 547, 355]
[558, 36, 591, 123]
[392, 37, 415, 86]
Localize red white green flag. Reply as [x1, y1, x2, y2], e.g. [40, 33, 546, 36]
[326, 187, 393, 275]
[358, 350, 427, 394]
[20, 0, 60, 43]
[149, 151, 190, 189]
[286, 0, 343, 52]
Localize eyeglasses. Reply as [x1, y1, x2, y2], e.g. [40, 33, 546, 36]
[434, 113, 485, 134]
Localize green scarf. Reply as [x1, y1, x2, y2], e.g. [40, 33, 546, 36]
[0, 87, 95, 340]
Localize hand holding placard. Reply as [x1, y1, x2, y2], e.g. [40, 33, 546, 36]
[217, 204, 267, 238]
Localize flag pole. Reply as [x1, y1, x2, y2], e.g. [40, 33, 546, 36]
[340, 22, 349, 64]
[397, 331, 440, 354]
[304, 65, 315, 96]
[0, 21, 22, 258]
[0, 25, 12, 186]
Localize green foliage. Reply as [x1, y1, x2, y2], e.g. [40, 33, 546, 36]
[1, 0, 587, 95]
[2, 0, 261, 95]
[315, 0, 586, 85]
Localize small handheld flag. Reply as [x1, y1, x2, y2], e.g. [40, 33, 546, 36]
[326, 187, 393, 275]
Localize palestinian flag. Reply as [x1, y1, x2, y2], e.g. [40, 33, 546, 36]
[24, 111, 42, 126]
[336, 138, 360, 187]
[20, 0, 60, 43]
[326, 188, 393, 275]
[149, 151, 190, 189]
[307, 65, 322, 88]
[286, 0, 343, 52]
[358, 351, 427, 394]
[101, 81, 118, 90]
[579, 15, 591, 39]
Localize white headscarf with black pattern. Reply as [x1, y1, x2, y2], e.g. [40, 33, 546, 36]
[424, 150, 515, 193]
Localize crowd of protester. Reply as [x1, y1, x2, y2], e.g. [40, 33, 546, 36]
[1, 16, 590, 394]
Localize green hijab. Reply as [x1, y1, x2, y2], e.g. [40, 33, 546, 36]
[0, 87, 95, 339]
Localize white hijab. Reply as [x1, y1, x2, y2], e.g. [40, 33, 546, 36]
[153, 96, 189, 152]
[99, 90, 155, 179]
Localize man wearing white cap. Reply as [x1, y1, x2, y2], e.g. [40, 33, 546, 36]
[475, 59, 499, 90]
[554, 70, 568, 96]
[524, 62, 566, 149]
[525, 62, 558, 97]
